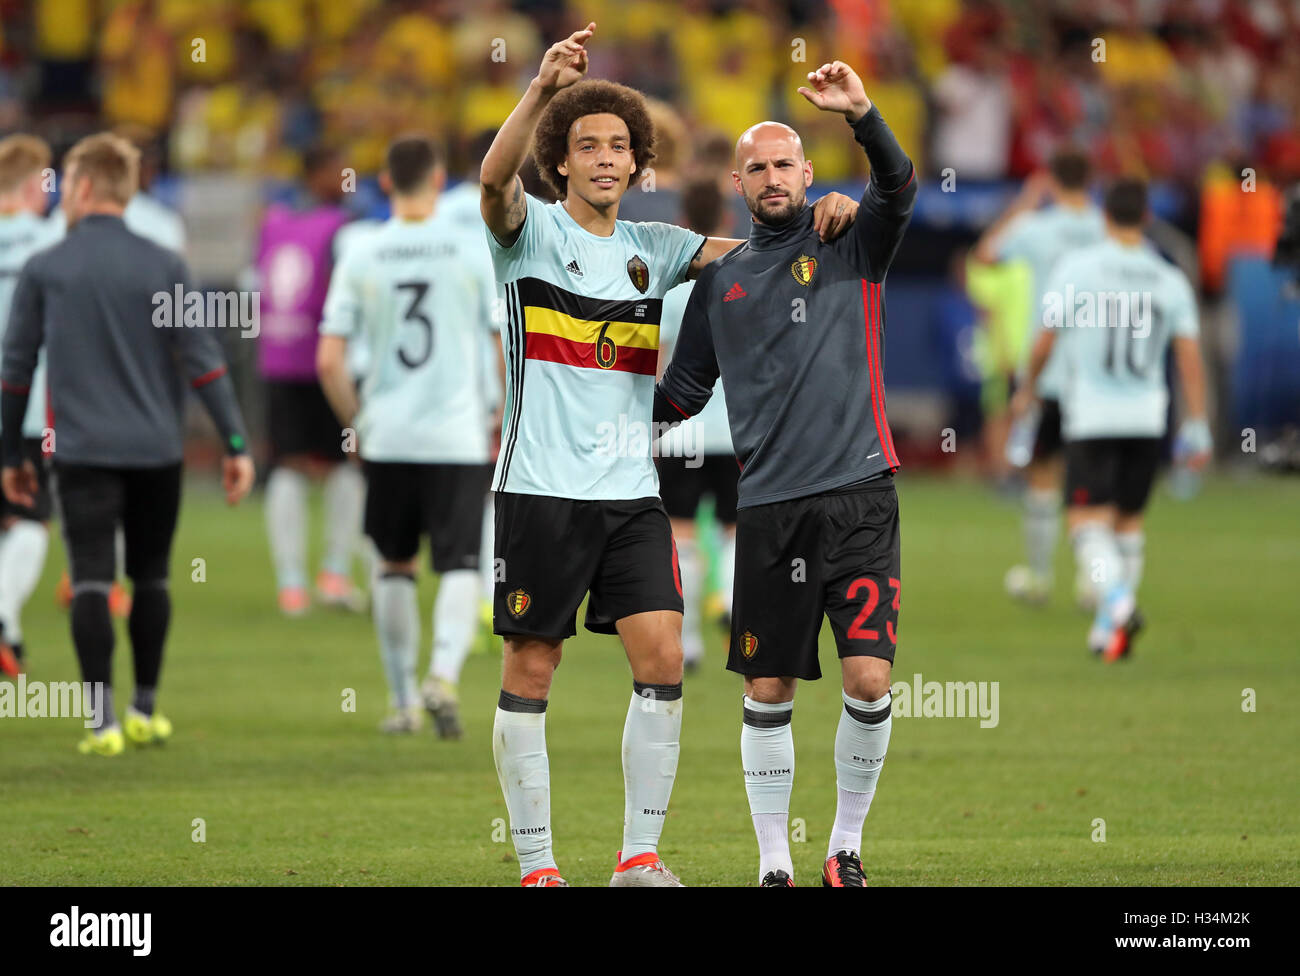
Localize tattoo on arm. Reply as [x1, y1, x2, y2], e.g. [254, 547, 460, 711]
[505, 177, 526, 228]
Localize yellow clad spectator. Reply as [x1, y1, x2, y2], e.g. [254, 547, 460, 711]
[162, 0, 237, 83]
[246, 0, 308, 52]
[460, 73, 524, 137]
[35, 0, 95, 60]
[100, 0, 173, 132]
[451, 0, 541, 73]
[889, 0, 961, 81]
[1098, 27, 1175, 89]
[374, 10, 456, 87]
[313, 0, 381, 43]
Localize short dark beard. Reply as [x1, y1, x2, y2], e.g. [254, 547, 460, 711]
[746, 187, 807, 227]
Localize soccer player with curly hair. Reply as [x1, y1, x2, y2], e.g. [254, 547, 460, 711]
[479, 23, 860, 887]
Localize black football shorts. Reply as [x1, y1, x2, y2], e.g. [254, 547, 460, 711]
[266, 380, 346, 463]
[1064, 436, 1162, 514]
[363, 461, 491, 571]
[729, 476, 900, 681]
[1032, 398, 1064, 462]
[657, 453, 740, 524]
[493, 491, 683, 640]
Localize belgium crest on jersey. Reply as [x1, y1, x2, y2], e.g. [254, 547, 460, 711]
[627, 254, 650, 293]
[740, 630, 759, 659]
[791, 254, 817, 285]
[506, 588, 531, 618]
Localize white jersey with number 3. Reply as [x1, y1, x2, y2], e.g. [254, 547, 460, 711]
[320, 215, 498, 464]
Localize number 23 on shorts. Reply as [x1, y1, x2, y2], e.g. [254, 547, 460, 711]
[845, 576, 901, 644]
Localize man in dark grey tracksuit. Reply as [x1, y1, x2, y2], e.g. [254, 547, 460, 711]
[0, 133, 254, 754]
[654, 62, 916, 887]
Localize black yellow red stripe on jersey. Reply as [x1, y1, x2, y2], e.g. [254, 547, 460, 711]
[515, 277, 663, 376]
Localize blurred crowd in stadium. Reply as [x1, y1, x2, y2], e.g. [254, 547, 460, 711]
[0, 0, 1297, 472]
[2, 0, 1298, 188]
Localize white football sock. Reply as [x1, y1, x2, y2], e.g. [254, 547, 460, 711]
[265, 467, 308, 590]
[0, 520, 49, 643]
[719, 529, 736, 614]
[1117, 530, 1145, 593]
[741, 696, 794, 881]
[493, 693, 555, 878]
[479, 497, 496, 604]
[322, 463, 363, 577]
[1072, 522, 1122, 606]
[372, 572, 419, 709]
[829, 690, 892, 857]
[621, 682, 683, 860]
[675, 536, 703, 664]
[430, 569, 478, 684]
[1024, 489, 1059, 581]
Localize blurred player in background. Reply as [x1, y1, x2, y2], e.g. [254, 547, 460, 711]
[657, 60, 916, 887]
[0, 135, 58, 677]
[48, 130, 186, 253]
[318, 136, 500, 738]
[431, 129, 505, 641]
[256, 145, 364, 617]
[1014, 178, 1211, 661]
[655, 178, 738, 672]
[50, 131, 188, 620]
[1, 133, 255, 755]
[480, 23, 859, 888]
[975, 150, 1105, 606]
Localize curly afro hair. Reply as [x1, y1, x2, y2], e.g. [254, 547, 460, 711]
[532, 80, 657, 199]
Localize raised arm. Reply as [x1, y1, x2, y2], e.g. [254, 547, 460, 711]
[480, 22, 595, 245]
[800, 61, 917, 280]
[973, 172, 1051, 265]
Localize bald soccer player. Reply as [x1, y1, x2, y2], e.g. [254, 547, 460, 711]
[656, 61, 917, 887]
[479, 23, 862, 888]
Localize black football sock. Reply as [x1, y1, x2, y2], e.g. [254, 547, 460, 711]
[71, 585, 115, 730]
[128, 580, 171, 714]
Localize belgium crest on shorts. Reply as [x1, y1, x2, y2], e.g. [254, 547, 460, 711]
[740, 630, 759, 659]
[627, 254, 650, 293]
[791, 254, 817, 285]
[506, 588, 531, 618]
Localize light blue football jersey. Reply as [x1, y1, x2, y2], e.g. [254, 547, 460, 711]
[0, 212, 60, 437]
[1044, 237, 1198, 440]
[657, 281, 733, 457]
[320, 215, 498, 463]
[433, 183, 504, 413]
[436, 181, 483, 229]
[47, 191, 186, 253]
[998, 202, 1106, 398]
[332, 218, 383, 380]
[486, 193, 704, 500]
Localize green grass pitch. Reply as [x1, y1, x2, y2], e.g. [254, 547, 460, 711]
[1, 473, 1296, 886]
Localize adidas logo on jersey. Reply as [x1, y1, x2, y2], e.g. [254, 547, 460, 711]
[723, 282, 747, 302]
[566, 260, 583, 277]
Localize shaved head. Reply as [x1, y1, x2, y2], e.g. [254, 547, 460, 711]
[734, 122, 804, 169]
[732, 121, 813, 227]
